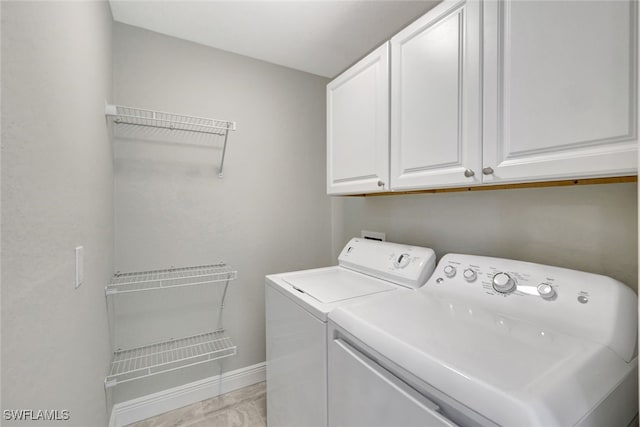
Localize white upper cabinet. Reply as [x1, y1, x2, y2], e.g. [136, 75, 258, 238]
[482, 0, 638, 183]
[326, 0, 637, 195]
[327, 43, 389, 195]
[390, 0, 482, 190]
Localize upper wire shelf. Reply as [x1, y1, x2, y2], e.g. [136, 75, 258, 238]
[106, 104, 236, 134]
[105, 104, 236, 177]
[105, 263, 237, 296]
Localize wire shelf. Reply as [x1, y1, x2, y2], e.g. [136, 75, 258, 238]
[105, 263, 237, 296]
[106, 104, 236, 135]
[105, 330, 236, 388]
[105, 103, 236, 177]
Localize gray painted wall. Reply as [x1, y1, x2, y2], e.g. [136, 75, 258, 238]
[112, 23, 332, 401]
[332, 182, 638, 291]
[1, 1, 114, 425]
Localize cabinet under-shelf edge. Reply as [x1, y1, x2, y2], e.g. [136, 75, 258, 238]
[342, 175, 638, 197]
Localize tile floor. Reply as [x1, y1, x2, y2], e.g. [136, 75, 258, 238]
[126, 382, 266, 427]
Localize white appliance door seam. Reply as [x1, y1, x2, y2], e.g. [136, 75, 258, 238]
[333, 338, 458, 427]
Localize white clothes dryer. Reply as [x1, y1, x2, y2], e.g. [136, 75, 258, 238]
[265, 238, 437, 427]
[328, 254, 638, 427]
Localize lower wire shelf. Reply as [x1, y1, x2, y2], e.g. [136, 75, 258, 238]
[105, 330, 236, 388]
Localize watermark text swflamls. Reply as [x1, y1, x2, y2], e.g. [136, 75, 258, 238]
[3, 409, 70, 421]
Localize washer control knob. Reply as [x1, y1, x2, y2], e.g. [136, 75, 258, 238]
[492, 272, 516, 293]
[463, 268, 477, 282]
[537, 283, 556, 300]
[394, 253, 411, 269]
[443, 265, 456, 278]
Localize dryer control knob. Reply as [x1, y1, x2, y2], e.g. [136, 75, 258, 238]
[537, 283, 556, 300]
[492, 272, 516, 293]
[463, 268, 477, 282]
[443, 265, 456, 278]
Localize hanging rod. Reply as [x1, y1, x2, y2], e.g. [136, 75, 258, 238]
[105, 104, 236, 178]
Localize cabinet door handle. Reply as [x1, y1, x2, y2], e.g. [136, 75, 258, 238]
[464, 169, 475, 178]
[482, 167, 494, 175]
[377, 180, 385, 187]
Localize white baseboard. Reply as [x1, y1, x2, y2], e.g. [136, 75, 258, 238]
[108, 362, 266, 427]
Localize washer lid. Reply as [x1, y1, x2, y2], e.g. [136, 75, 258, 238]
[282, 267, 396, 303]
[330, 290, 636, 427]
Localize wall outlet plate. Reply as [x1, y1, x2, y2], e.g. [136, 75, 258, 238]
[75, 246, 84, 288]
[361, 230, 386, 241]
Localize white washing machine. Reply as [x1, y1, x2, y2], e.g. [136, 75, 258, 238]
[328, 253, 638, 427]
[265, 238, 437, 427]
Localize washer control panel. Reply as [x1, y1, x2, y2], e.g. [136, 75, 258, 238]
[424, 253, 638, 363]
[338, 238, 437, 289]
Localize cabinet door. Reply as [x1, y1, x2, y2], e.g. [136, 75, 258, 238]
[327, 43, 389, 195]
[390, 0, 482, 190]
[483, 0, 638, 184]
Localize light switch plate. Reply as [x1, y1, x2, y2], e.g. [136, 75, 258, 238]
[75, 246, 84, 288]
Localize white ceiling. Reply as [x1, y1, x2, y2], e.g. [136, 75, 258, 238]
[109, 1, 439, 78]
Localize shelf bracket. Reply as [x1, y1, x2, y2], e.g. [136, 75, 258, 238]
[218, 129, 230, 178]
